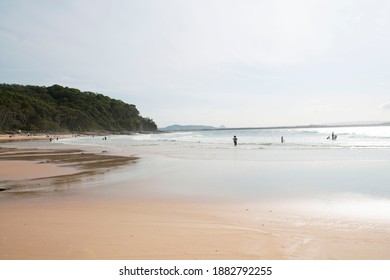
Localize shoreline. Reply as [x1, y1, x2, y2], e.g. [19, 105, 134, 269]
[0, 131, 159, 144]
[1, 143, 390, 259]
[0, 133, 77, 143]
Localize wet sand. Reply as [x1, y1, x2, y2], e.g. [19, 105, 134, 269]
[1, 195, 390, 260]
[0, 147, 136, 193]
[1, 145, 390, 259]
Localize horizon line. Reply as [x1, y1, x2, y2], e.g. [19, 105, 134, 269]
[159, 122, 390, 132]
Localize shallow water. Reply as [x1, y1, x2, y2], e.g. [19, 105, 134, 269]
[3, 126, 390, 222]
[46, 127, 390, 200]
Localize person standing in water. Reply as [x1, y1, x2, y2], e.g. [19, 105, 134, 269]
[233, 135, 238, 146]
[281, 136, 284, 143]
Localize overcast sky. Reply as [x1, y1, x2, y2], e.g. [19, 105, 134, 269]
[1, 0, 390, 128]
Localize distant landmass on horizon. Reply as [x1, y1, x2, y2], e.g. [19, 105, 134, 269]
[159, 124, 221, 131]
[160, 121, 390, 131]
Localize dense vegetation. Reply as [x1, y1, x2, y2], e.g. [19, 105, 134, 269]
[0, 84, 157, 132]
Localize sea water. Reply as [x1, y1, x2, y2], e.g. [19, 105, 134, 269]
[5, 126, 390, 221]
[99, 126, 389, 222]
[57, 125, 390, 164]
[147, 126, 390, 149]
[61, 125, 390, 151]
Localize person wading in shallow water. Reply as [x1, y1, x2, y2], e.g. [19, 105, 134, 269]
[233, 135, 238, 146]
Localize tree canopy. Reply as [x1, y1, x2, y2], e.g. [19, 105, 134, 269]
[0, 84, 157, 132]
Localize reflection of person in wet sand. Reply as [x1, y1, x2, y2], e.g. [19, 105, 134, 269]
[233, 135, 238, 146]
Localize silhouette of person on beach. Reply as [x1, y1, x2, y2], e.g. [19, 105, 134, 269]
[233, 135, 238, 146]
[281, 136, 284, 143]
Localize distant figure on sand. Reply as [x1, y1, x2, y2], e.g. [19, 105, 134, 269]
[233, 135, 238, 146]
[281, 136, 285, 143]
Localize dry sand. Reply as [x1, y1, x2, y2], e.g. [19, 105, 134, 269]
[1, 145, 390, 260]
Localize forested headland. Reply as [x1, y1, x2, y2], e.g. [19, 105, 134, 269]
[0, 84, 157, 133]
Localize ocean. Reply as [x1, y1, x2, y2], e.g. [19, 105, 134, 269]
[58, 125, 390, 158]
[3, 125, 390, 221]
[57, 126, 390, 203]
[58, 125, 390, 150]
[131, 125, 390, 149]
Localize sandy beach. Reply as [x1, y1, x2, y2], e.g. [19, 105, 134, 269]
[0, 196, 387, 260]
[1, 138, 390, 260]
[1, 194, 390, 260]
[0, 133, 77, 143]
[0, 145, 136, 193]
